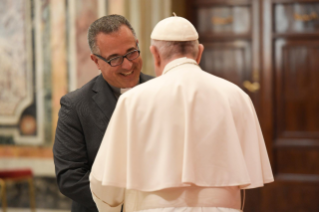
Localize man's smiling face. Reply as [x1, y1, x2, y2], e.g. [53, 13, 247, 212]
[92, 25, 142, 88]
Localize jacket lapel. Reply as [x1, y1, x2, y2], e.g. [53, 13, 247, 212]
[92, 75, 117, 121]
[92, 73, 153, 121]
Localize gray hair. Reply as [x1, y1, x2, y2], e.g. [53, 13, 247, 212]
[88, 15, 136, 54]
[151, 40, 199, 60]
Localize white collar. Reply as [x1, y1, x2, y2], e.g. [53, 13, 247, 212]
[109, 83, 132, 95]
[120, 88, 131, 94]
[162, 57, 198, 75]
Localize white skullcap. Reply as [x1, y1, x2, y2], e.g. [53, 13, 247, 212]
[151, 15, 198, 41]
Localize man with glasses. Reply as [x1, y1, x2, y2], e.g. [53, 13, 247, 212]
[53, 15, 153, 212]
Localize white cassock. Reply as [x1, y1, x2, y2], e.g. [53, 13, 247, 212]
[90, 57, 274, 212]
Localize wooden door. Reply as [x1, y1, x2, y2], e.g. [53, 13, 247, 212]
[193, 0, 261, 113]
[259, 1, 319, 211]
[188, 0, 319, 211]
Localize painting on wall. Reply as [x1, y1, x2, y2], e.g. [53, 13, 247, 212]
[0, 0, 45, 146]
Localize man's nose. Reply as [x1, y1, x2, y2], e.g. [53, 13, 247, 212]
[121, 58, 133, 70]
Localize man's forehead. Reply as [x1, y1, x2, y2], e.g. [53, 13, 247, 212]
[96, 26, 135, 42]
[96, 28, 137, 56]
[95, 33, 136, 45]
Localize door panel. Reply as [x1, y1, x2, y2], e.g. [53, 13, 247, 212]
[274, 40, 319, 183]
[260, 6, 319, 210]
[189, 0, 319, 211]
[275, 40, 319, 136]
[197, 6, 251, 34]
[200, 41, 251, 88]
[276, 148, 319, 175]
[275, 3, 319, 33]
[261, 182, 319, 212]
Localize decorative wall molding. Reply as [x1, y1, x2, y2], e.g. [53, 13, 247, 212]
[0, 0, 44, 145]
[0, 0, 33, 125]
[51, 0, 68, 140]
[68, 0, 77, 92]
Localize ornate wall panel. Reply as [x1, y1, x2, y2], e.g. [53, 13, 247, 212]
[0, 0, 33, 125]
[75, 0, 100, 89]
[0, 0, 46, 145]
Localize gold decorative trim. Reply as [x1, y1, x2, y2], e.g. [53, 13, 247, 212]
[211, 16, 233, 25]
[294, 12, 318, 22]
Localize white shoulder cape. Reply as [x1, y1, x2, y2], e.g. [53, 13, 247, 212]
[91, 58, 274, 191]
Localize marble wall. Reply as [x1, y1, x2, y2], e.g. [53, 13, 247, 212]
[0, 0, 32, 123]
[0, 0, 37, 144]
[75, 0, 100, 88]
[0, 0, 172, 210]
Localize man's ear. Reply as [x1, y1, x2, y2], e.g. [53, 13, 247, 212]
[149, 45, 161, 68]
[90, 54, 101, 70]
[196, 44, 204, 64]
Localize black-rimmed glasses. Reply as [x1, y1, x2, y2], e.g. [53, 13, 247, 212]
[94, 49, 140, 67]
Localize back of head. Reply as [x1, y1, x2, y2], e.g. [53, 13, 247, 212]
[151, 40, 199, 61]
[150, 16, 199, 60]
[88, 14, 136, 54]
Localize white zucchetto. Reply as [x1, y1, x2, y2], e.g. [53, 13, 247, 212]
[150, 15, 199, 41]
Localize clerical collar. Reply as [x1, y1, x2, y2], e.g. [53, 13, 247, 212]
[162, 57, 198, 75]
[109, 81, 139, 99]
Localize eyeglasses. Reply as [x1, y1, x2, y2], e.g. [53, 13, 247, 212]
[94, 49, 140, 67]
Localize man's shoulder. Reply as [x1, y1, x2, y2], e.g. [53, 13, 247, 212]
[120, 74, 163, 101]
[140, 72, 154, 83]
[123, 72, 155, 96]
[61, 74, 101, 104]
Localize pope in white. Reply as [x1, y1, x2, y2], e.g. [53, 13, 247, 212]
[90, 15, 274, 212]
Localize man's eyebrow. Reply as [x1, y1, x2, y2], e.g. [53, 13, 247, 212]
[106, 47, 138, 60]
[127, 47, 137, 52]
[106, 54, 120, 60]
